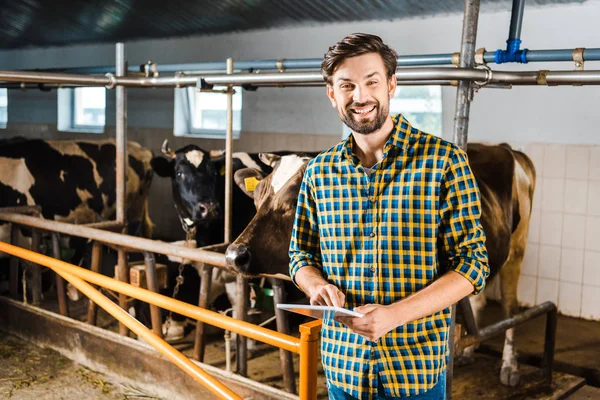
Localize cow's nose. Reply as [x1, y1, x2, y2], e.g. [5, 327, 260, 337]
[225, 243, 251, 273]
[198, 204, 209, 219]
[196, 202, 219, 219]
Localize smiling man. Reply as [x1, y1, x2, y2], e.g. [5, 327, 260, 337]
[289, 33, 490, 399]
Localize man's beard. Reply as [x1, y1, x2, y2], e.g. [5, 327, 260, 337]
[340, 100, 389, 135]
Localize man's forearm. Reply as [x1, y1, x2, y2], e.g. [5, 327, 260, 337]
[389, 270, 474, 326]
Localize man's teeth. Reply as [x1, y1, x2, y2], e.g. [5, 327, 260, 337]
[353, 106, 375, 114]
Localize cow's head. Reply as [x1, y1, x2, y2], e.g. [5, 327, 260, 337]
[151, 140, 223, 230]
[226, 154, 311, 277]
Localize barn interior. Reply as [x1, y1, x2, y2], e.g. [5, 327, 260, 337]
[0, 0, 599, 399]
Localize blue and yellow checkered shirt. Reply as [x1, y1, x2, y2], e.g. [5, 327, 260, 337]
[289, 114, 489, 399]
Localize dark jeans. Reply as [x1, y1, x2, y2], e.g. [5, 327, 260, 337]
[328, 370, 446, 400]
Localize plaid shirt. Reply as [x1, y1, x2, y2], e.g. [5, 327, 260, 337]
[289, 114, 489, 399]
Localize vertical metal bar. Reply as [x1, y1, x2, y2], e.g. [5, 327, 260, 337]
[193, 264, 213, 362]
[453, 0, 480, 149]
[9, 225, 20, 299]
[87, 241, 102, 325]
[143, 251, 163, 338]
[541, 307, 557, 382]
[272, 280, 297, 394]
[508, 0, 526, 41]
[51, 233, 69, 316]
[235, 274, 248, 377]
[115, 42, 127, 225]
[449, 1, 480, 398]
[299, 320, 321, 400]
[30, 229, 42, 306]
[117, 249, 130, 336]
[224, 58, 234, 243]
[458, 297, 478, 335]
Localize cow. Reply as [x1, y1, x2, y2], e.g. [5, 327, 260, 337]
[0, 138, 154, 298]
[225, 143, 536, 388]
[149, 141, 320, 340]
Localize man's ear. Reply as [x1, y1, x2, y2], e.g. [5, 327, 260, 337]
[150, 157, 174, 178]
[234, 168, 266, 199]
[326, 84, 336, 107]
[388, 75, 397, 99]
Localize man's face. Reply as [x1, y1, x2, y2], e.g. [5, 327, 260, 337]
[327, 52, 397, 135]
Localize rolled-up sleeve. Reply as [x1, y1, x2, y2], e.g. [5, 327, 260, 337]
[289, 167, 322, 287]
[438, 147, 490, 294]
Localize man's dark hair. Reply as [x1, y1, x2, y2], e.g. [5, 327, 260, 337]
[321, 33, 398, 85]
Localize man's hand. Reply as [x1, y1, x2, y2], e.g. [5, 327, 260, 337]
[335, 304, 399, 342]
[295, 266, 345, 308]
[309, 283, 345, 308]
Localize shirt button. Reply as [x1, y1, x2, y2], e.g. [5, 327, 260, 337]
[369, 231, 375, 238]
[369, 197, 375, 203]
[370, 265, 376, 273]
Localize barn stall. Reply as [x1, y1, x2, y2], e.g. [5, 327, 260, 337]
[0, 0, 599, 399]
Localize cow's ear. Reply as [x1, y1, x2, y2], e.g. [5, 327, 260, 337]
[259, 153, 282, 168]
[150, 157, 174, 178]
[234, 168, 266, 198]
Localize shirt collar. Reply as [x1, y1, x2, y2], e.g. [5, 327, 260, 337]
[338, 114, 412, 163]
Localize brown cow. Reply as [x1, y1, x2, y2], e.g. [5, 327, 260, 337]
[226, 144, 536, 387]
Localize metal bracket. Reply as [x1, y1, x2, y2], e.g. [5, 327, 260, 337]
[473, 64, 493, 87]
[105, 73, 117, 89]
[144, 60, 159, 78]
[276, 58, 285, 73]
[451, 52, 461, 66]
[536, 70, 549, 86]
[573, 48, 585, 71]
[474, 48, 487, 65]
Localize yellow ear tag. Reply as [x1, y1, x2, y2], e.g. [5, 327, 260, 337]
[220, 166, 226, 176]
[244, 177, 260, 192]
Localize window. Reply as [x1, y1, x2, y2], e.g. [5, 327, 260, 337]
[58, 87, 106, 133]
[341, 85, 443, 138]
[390, 86, 442, 136]
[0, 89, 7, 128]
[174, 86, 242, 138]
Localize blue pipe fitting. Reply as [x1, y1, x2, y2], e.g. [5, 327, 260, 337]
[494, 39, 528, 64]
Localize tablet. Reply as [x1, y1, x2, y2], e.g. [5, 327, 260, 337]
[276, 304, 364, 319]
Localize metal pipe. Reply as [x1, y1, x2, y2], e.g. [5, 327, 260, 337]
[143, 251, 163, 338]
[0, 212, 228, 267]
[87, 241, 103, 325]
[9, 225, 20, 299]
[2, 67, 600, 88]
[449, 2, 481, 398]
[0, 241, 301, 353]
[83, 220, 125, 231]
[225, 58, 233, 244]
[117, 249, 130, 336]
[193, 263, 213, 362]
[299, 320, 321, 400]
[116, 43, 127, 225]
[235, 274, 249, 377]
[457, 301, 557, 350]
[26, 46, 600, 77]
[51, 233, 69, 317]
[542, 307, 557, 382]
[509, 0, 526, 41]
[46, 255, 242, 400]
[273, 280, 297, 394]
[30, 229, 42, 306]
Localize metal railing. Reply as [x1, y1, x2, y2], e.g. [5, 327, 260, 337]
[0, 240, 321, 400]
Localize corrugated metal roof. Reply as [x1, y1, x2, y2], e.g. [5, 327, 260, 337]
[0, 0, 587, 50]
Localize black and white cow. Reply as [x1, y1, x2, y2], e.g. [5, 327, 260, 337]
[226, 144, 536, 387]
[149, 140, 318, 339]
[0, 138, 154, 297]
